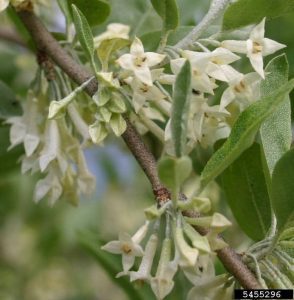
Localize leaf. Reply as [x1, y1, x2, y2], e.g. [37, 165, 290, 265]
[78, 232, 146, 300]
[271, 149, 294, 231]
[223, 0, 294, 30]
[260, 54, 292, 176]
[69, 0, 110, 27]
[0, 126, 23, 174]
[150, 0, 179, 32]
[171, 60, 191, 157]
[201, 79, 294, 188]
[158, 156, 192, 190]
[140, 26, 194, 51]
[0, 81, 22, 118]
[222, 143, 271, 241]
[71, 4, 95, 62]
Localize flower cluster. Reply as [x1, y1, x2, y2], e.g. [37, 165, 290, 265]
[7, 72, 95, 205]
[115, 18, 285, 150]
[102, 196, 231, 299]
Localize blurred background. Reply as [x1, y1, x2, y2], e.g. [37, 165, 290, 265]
[0, 0, 293, 299]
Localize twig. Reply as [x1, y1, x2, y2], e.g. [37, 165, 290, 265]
[16, 10, 261, 289]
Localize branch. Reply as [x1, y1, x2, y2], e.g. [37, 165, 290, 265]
[16, 10, 261, 289]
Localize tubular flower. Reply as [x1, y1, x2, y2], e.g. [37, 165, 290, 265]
[116, 37, 165, 86]
[221, 18, 286, 78]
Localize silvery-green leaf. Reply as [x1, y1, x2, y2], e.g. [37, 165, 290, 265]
[89, 121, 108, 144]
[171, 60, 191, 157]
[109, 114, 127, 136]
[222, 143, 271, 241]
[201, 79, 294, 188]
[150, 0, 179, 32]
[72, 4, 95, 63]
[223, 0, 294, 30]
[69, 0, 111, 27]
[271, 149, 294, 232]
[260, 54, 291, 177]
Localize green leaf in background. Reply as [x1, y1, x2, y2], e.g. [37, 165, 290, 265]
[69, 0, 110, 27]
[271, 149, 294, 231]
[0, 126, 23, 174]
[171, 60, 191, 157]
[158, 156, 192, 190]
[222, 143, 271, 241]
[140, 26, 194, 51]
[260, 54, 292, 176]
[150, 0, 179, 32]
[201, 79, 294, 188]
[71, 5, 95, 64]
[79, 232, 146, 300]
[0, 81, 22, 118]
[223, 0, 294, 30]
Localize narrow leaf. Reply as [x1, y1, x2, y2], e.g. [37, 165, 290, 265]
[69, 0, 110, 27]
[171, 60, 191, 157]
[222, 143, 271, 241]
[260, 54, 291, 176]
[71, 4, 95, 62]
[150, 0, 179, 32]
[271, 149, 294, 231]
[223, 0, 294, 30]
[201, 79, 294, 187]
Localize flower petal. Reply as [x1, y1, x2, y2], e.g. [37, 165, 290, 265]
[250, 17, 265, 42]
[116, 53, 134, 70]
[262, 38, 286, 56]
[101, 241, 122, 254]
[221, 40, 247, 54]
[122, 253, 136, 272]
[130, 37, 145, 56]
[134, 66, 153, 86]
[145, 52, 166, 67]
[248, 53, 264, 78]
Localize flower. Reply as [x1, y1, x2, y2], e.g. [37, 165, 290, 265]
[221, 18, 286, 78]
[150, 238, 178, 300]
[0, 0, 9, 12]
[130, 234, 158, 283]
[94, 23, 130, 47]
[174, 224, 199, 268]
[219, 71, 261, 110]
[125, 73, 167, 113]
[171, 58, 217, 94]
[101, 222, 149, 273]
[34, 166, 63, 205]
[183, 48, 241, 82]
[116, 37, 165, 86]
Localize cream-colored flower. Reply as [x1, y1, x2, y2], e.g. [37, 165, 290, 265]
[221, 18, 286, 78]
[183, 48, 240, 82]
[117, 37, 165, 86]
[0, 0, 9, 12]
[219, 71, 261, 110]
[125, 75, 166, 113]
[171, 57, 217, 94]
[174, 224, 199, 268]
[101, 222, 149, 273]
[150, 238, 178, 300]
[94, 23, 130, 47]
[130, 234, 158, 282]
[7, 91, 41, 157]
